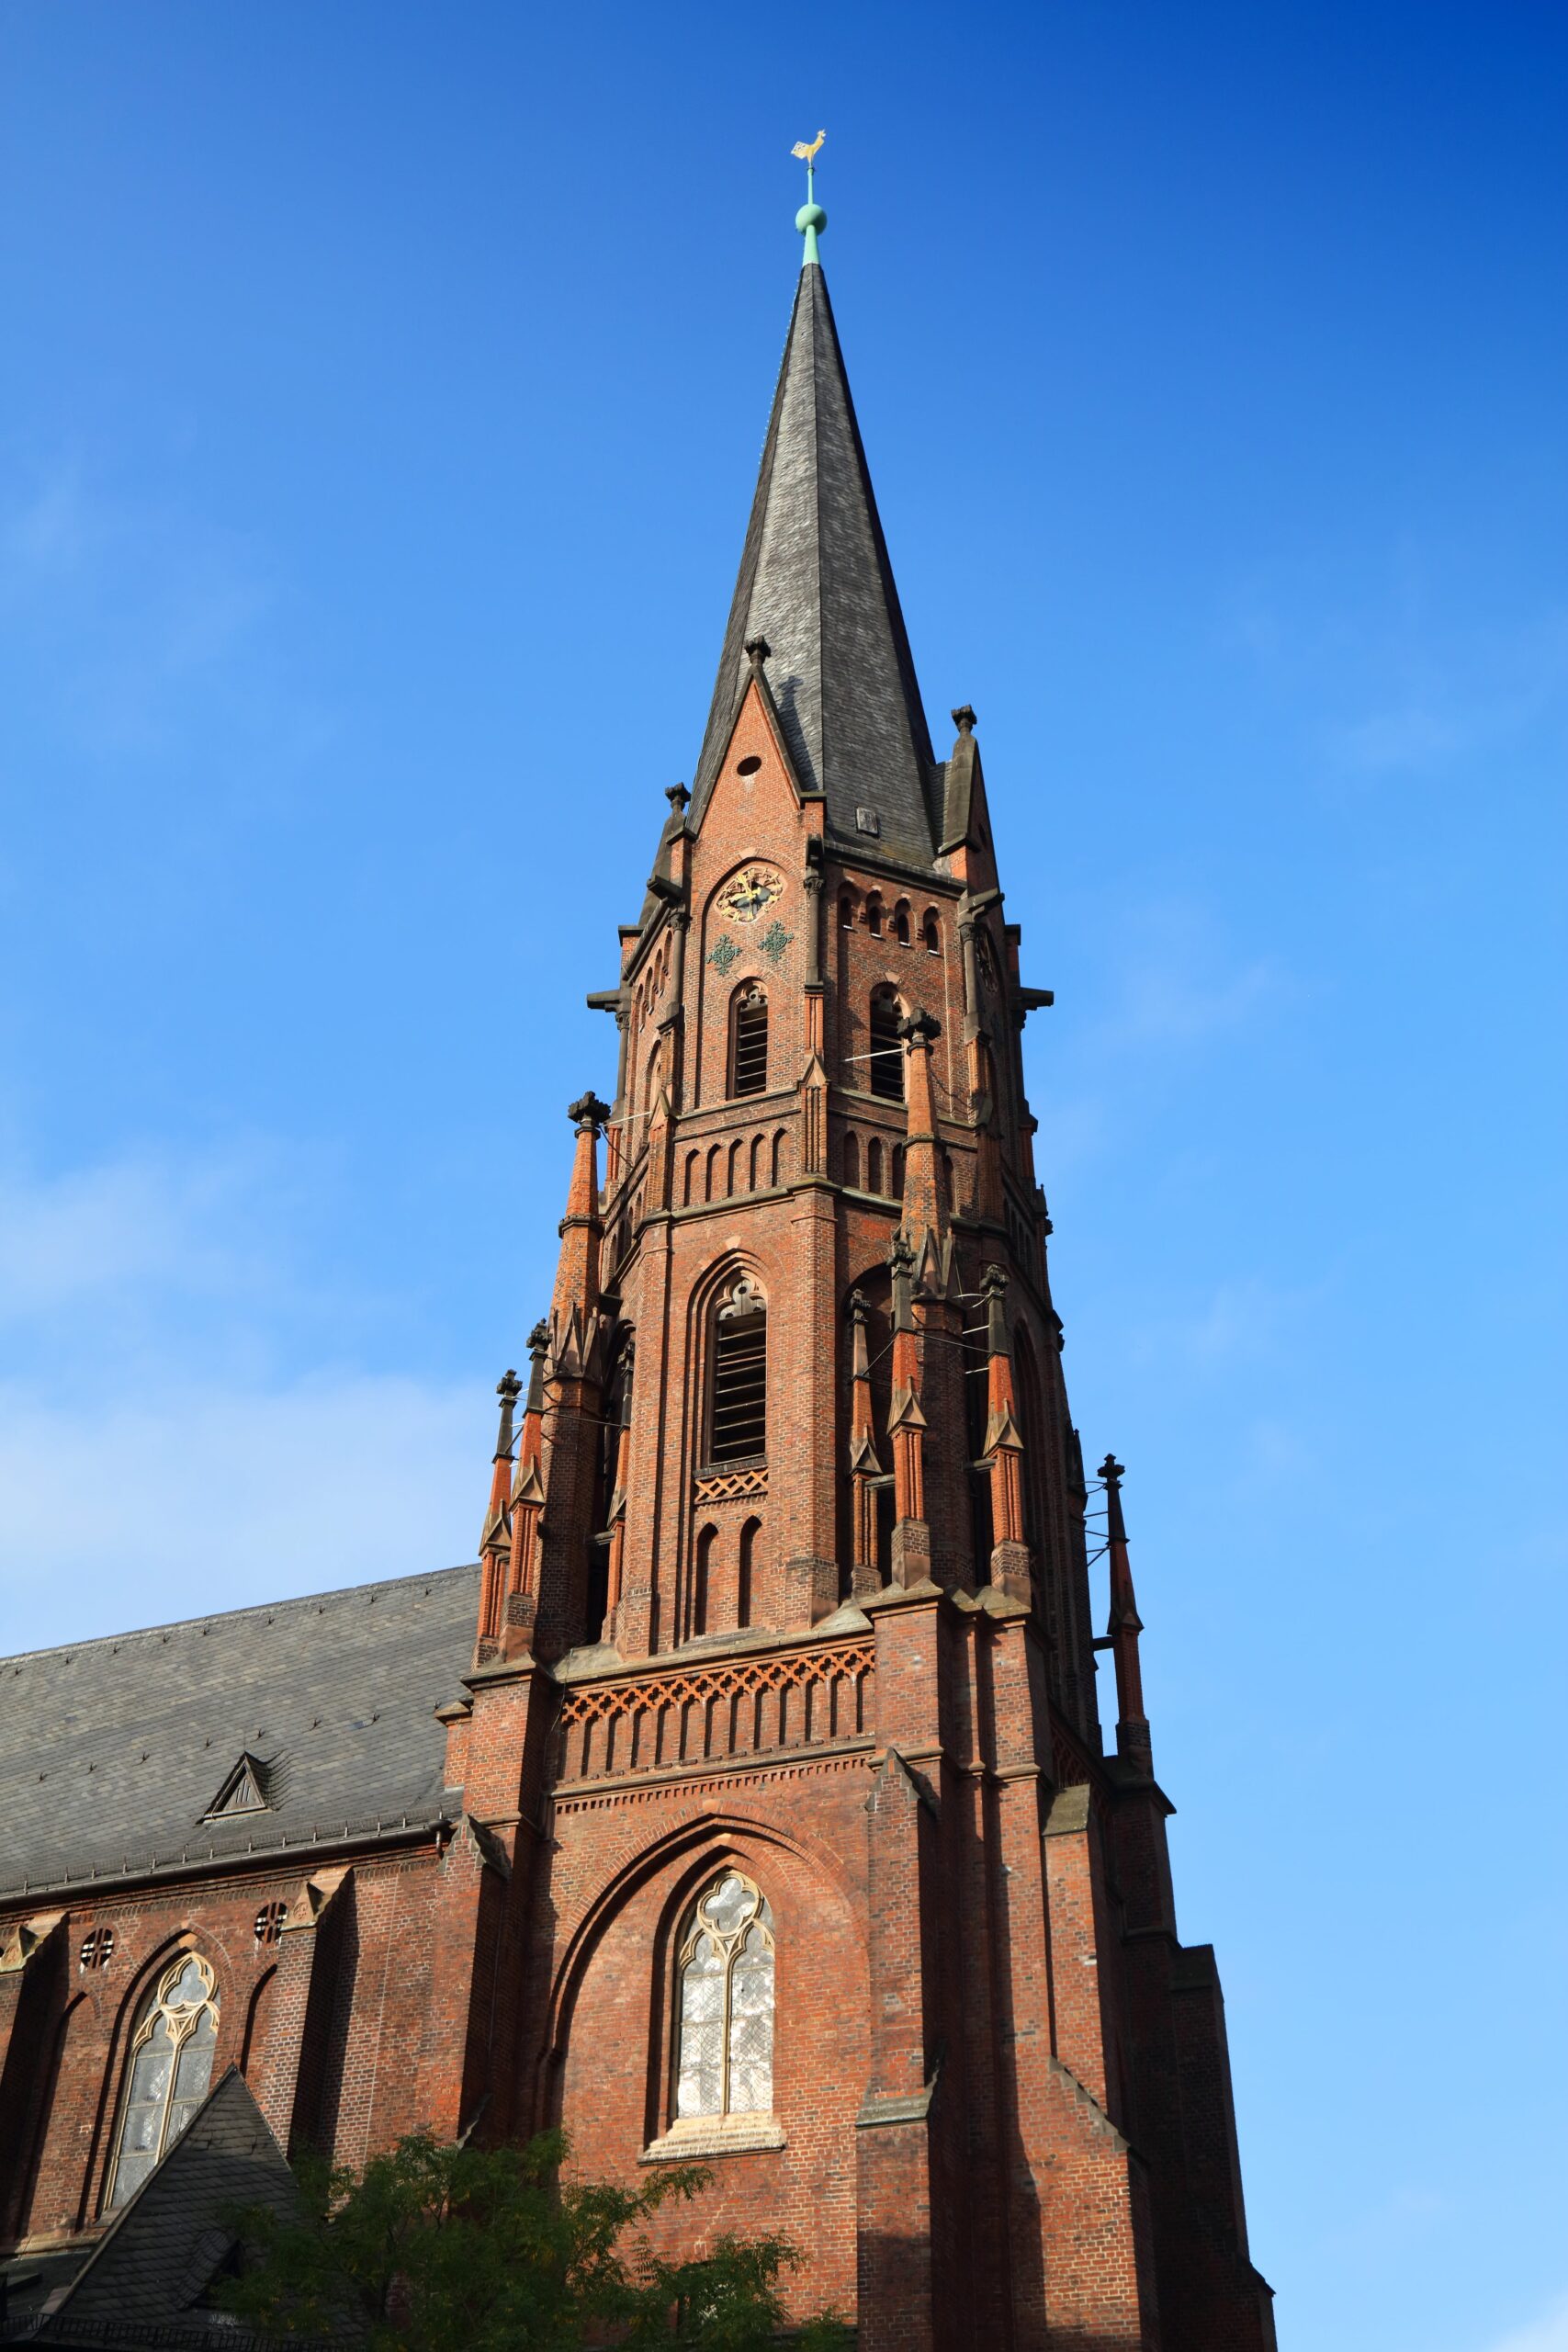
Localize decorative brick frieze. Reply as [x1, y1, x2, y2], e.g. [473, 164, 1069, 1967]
[693, 1462, 768, 1504]
[554, 1640, 874, 1783]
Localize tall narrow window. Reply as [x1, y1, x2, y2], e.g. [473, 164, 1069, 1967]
[708, 1277, 767, 1463]
[865, 892, 885, 938]
[105, 1955, 219, 2211]
[869, 990, 904, 1102]
[738, 1516, 759, 1628]
[866, 1136, 884, 1195]
[922, 908, 942, 956]
[675, 1872, 775, 2119]
[893, 901, 911, 946]
[730, 986, 769, 1098]
[693, 1522, 716, 1636]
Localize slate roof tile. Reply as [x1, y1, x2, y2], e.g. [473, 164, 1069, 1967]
[46, 2069, 299, 2334]
[0, 1566, 481, 1899]
[691, 259, 939, 870]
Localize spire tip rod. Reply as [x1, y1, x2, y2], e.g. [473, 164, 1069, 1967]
[791, 129, 828, 265]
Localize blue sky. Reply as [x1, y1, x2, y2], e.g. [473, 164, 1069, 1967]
[2, 4, 1564, 2344]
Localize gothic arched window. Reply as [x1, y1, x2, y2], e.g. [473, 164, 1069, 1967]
[707, 1275, 766, 1464]
[869, 989, 904, 1102]
[105, 1954, 219, 2211]
[729, 985, 769, 1099]
[675, 1871, 775, 2119]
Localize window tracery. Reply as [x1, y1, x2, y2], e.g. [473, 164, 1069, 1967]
[675, 1871, 775, 2120]
[105, 1954, 219, 2211]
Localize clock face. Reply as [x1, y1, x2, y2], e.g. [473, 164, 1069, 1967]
[719, 865, 784, 925]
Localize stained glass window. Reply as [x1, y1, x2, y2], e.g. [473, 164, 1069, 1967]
[674, 1872, 775, 2120]
[105, 1954, 219, 2211]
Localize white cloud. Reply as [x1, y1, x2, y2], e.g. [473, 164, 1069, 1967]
[1128, 1277, 1311, 1373]
[0, 1373, 479, 1656]
[1333, 605, 1568, 779]
[0, 1148, 484, 1654]
[1221, 560, 1568, 782]
[0, 454, 329, 771]
[1471, 2293, 1568, 2352]
[0, 1149, 284, 1321]
[1088, 901, 1288, 1054]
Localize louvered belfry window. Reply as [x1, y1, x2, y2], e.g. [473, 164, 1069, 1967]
[675, 1872, 776, 2120]
[709, 1276, 766, 1463]
[869, 990, 904, 1102]
[730, 986, 769, 1098]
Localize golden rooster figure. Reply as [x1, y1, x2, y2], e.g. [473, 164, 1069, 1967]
[791, 130, 826, 169]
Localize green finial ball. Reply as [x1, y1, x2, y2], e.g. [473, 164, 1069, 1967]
[795, 201, 827, 237]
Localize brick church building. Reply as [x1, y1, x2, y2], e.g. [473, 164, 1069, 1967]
[0, 197, 1276, 2349]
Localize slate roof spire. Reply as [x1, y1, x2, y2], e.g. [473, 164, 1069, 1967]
[691, 185, 939, 867]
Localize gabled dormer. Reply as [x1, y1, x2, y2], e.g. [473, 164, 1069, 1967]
[201, 1750, 270, 1822]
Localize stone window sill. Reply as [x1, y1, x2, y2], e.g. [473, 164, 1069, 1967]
[640, 2112, 786, 2163]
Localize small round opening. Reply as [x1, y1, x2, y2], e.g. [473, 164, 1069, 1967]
[737, 755, 762, 777]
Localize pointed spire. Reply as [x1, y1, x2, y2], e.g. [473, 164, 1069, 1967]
[979, 1267, 1032, 1603]
[897, 1006, 949, 1249]
[475, 1368, 521, 1656]
[1100, 1454, 1151, 1767]
[482, 1369, 520, 1531]
[691, 236, 936, 865]
[940, 705, 985, 855]
[847, 1289, 883, 1597]
[886, 1231, 932, 1588]
[550, 1093, 610, 1354]
[490, 1322, 549, 1662]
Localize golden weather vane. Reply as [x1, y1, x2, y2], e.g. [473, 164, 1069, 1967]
[791, 130, 827, 263]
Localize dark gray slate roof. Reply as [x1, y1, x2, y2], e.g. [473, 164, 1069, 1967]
[692, 259, 939, 869]
[0, 1566, 481, 1901]
[38, 2068, 301, 2341]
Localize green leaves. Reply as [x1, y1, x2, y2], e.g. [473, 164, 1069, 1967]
[218, 2128, 849, 2351]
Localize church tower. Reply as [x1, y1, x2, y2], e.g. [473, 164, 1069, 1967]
[0, 179, 1275, 2349]
[444, 187, 1278, 2348]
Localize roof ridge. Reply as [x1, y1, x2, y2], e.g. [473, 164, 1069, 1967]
[1, 1559, 481, 1670]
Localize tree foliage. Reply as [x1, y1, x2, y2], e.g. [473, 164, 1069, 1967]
[218, 2127, 849, 2352]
